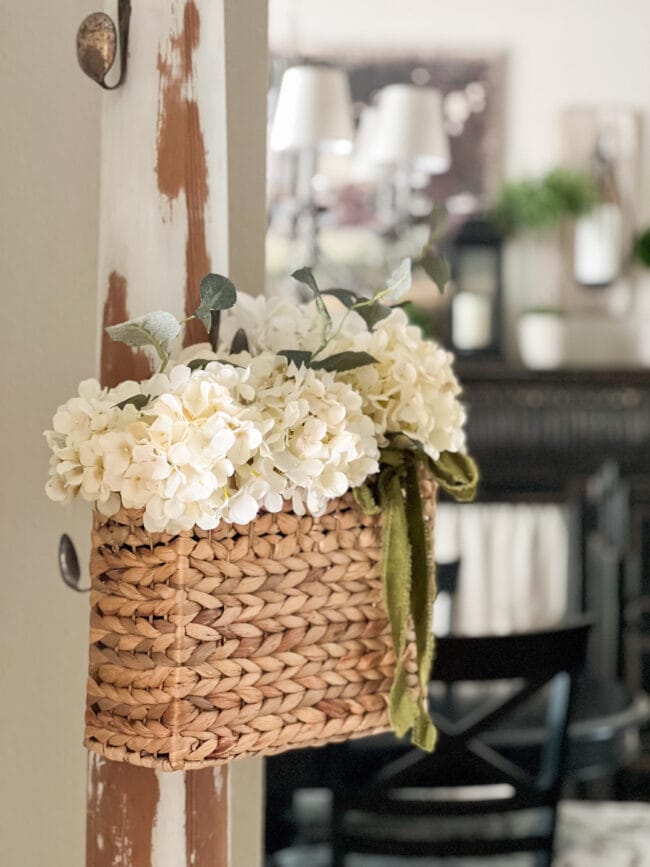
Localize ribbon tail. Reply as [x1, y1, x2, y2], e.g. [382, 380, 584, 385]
[378, 467, 418, 739]
[404, 452, 437, 752]
[379, 459, 437, 751]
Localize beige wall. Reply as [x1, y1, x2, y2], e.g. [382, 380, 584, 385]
[0, 1, 100, 865]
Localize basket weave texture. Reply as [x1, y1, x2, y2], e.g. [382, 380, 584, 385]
[84, 479, 436, 771]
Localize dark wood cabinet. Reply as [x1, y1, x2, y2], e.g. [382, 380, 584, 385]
[458, 363, 650, 499]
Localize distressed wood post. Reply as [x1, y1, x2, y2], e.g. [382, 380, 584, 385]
[85, 2, 268, 864]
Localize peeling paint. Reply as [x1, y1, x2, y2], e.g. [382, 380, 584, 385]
[155, 0, 210, 347]
[185, 767, 229, 866]
[213, 765, 224, 797]
[152, 771, 187, 867]
[87, 763, 159, 866]
[101, 271, 152, 387]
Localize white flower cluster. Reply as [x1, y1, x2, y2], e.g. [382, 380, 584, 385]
[46, 287, 467, 533]
[233, 353, 379, 516]
[45, 356, 379, 533]
[329, 308, 467, 461]
[214, 294, 466, 461]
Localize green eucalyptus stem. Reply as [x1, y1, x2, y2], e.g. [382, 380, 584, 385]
[209, 309, 221, 353]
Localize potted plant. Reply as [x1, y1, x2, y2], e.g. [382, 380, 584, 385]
[491, 169, 598, 368]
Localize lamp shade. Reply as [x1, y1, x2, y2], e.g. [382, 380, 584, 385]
[270, 65, 354, 154]
[373, 84, 450, 174]
[350, 105, 384, 182]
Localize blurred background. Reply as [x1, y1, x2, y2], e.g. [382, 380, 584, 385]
[265, 0, 650, 368]
[263, 2, 650, 865]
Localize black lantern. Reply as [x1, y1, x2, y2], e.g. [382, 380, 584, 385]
[448, 217, 503, 359]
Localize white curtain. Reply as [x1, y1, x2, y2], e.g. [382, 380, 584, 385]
[434, 503, 569, 635]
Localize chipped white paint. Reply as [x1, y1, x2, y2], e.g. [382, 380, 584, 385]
[213, 764, 225, 797]
[88, 753, 106, 802]
[96, 0, 229, 332]
[152, 771, 187, 867]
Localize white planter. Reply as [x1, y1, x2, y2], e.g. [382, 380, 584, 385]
[518, 313, 566, 369]
[574, 203, 623, 287]
[451, 291, 492, 351]
[635, 270, 650, 366]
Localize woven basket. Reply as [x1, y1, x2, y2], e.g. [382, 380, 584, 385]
[84, 478, 436, 771]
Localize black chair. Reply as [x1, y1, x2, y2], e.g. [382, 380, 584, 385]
[330, 619, 591, 867]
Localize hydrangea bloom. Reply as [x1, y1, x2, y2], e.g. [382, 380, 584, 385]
[45, 356, 380, 530]
[182, 298, 466, 462]
[226, 352, 379, 516]
[217, 291, 323, 355]
[45, 366, 264, 533]
[328, 307, 467, 461]
[46, 283, 467, 532]
[44, 378, 143, 515]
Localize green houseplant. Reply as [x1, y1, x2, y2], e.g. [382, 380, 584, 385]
[490, 169, 599, 368]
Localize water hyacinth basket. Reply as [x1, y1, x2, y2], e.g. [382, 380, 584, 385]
[84, 477, 437, 771]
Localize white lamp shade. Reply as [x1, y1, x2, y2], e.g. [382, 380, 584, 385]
[351, 105, 384, 182]
[373, 84, 450, 174]
[270, 65, 354, 154]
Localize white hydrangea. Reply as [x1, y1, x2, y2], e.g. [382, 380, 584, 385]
[45, 356, 380, 531]
[44, 378, 143, 514]
[215, 291, 323, 355]
[228, 352, 380, 516]
[45, 366, 265, 533]
[46, 288, 468, 532]
[328, 307, 467, 461]
[108, 365, 264, 533]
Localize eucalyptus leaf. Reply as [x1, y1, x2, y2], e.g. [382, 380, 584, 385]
[355, 301, 392, 331]
[421, 253, 451, 293]
[291, 267, 319, 297]
[320, 288, 360, 307]
[230, 327, 249, 354]
[114, 393, 150, 411]
[194, 273, 237, 329]
[380, 257, 412, 303]
[278, 349, 313, 368]
[312, 351, 377, 372]
[187, 358, 215, 371]
[428, 202, 448, 240]
[187, 357, 242, 370]
[291, 267, 332, 332]
[106, 311, 181, 362]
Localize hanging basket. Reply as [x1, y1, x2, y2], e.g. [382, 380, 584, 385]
[84, 477, 437, 771]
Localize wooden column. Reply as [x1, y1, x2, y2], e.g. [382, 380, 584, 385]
[86, 2, 268, 864]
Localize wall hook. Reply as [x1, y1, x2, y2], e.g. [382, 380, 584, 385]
[76, 0, 131, 89]
[58, 534, 90, 593]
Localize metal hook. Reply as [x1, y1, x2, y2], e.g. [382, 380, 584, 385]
[58, 534, 91, 593]
[76, 0, 131, 90]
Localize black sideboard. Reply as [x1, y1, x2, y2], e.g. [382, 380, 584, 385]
[457, 363, 650, 498]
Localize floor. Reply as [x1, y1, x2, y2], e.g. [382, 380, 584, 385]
[271, 800, 650, 866]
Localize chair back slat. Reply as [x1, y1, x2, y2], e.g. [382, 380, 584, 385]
[331, 618, 592, 866]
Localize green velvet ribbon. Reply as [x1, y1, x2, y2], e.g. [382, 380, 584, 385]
[354, 447, 479, 751]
